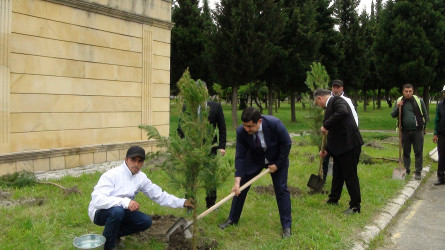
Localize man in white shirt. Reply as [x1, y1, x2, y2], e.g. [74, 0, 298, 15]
[88, 145, 194, 250]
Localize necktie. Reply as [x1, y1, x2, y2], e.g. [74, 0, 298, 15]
[255, 132, 262, 148]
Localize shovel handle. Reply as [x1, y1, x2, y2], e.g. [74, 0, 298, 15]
[196, 168, 271, 220]
[318, 134, 326, 176]
[398, 105, 403, 167]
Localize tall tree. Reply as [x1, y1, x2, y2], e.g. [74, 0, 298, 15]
[171, 0, 207, 94]
[374, 0, 445, 111]
[333, 0, 366, 95]
[212, 0, 285, 128]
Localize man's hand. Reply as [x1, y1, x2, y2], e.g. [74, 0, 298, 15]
[218, 149, 226, 156]
[397, 99, 404, 107]
[268, 164, 278, 173]
[183, 198, 195, 208]
[128, 200, 140, 211]
[232, 177, 241, 196]
[319, 150, 327, 158]
[321, 126, 328, 135]
[433, 135, 438, 143]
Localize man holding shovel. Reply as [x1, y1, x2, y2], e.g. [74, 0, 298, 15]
[391, 83, 428, 180]
[218, 107, 293, 239]
[88, 146, 194, 250]
[314, 89, 363, 214]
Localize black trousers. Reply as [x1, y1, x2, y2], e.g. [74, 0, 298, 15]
[437, 134, 445, 180]
[227, 165, 292, 229]
[329, 146, 362, 209]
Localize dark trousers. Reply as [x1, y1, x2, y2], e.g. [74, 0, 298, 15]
[329, 146, 362, 209]
[227, 166, 292, 229]
[402, 129, 424, 174]
[94, 207, 152, 250]
[322, 152, 331, 181]
[437, 134, 445, 180]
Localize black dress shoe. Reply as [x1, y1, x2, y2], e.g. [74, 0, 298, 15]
[282, 228, 291, 239]
[415, 173, 421, 180]
[218, 219, 236, 229]
[326, 200, 339, 205]
[434, 179, 445, 185]
[342, 207, 360, 215]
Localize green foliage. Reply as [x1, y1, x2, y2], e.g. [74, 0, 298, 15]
[0, 171, 37, 188]
[302, 62, 330, 146]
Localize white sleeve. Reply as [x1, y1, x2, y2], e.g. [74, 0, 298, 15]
[91, 174, 132, 210]
[140, 178, 186, 208]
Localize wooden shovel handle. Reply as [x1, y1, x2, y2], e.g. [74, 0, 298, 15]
[196, 168, 271, 220]
[318, 134, 326, 176]
[398, 105, 403, 167]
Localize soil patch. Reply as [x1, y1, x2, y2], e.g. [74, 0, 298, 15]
[0, 189, 45, 208]
[133, 214, 218, 249]
[253, 185, 304, 197]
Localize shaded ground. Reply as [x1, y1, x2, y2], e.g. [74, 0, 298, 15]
[0, 189, 45, 208]
[134, 214, 218, 249]
[253, 185, 305, 197]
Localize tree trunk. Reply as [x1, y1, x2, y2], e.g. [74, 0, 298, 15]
[424, 84, 430, 118]
[377, 86, 381, 109]
[231, 85, 239, 128]
[290, 90, 296, 122]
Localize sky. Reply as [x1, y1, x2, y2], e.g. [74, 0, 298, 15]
[203, 0, 385, 14]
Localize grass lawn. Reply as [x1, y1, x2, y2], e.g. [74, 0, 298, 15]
[0, 101, 438, 249]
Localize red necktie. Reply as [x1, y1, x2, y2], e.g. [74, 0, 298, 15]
[255, 132, 262, 148]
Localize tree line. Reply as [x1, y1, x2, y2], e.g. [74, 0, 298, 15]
[171, 0, 445, 128]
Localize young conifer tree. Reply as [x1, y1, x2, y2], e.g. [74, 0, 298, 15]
[303, 62, 330, 148]
[140, 69, 231, 246]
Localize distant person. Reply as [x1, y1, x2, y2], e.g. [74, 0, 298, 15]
[322, 80, 359, 182]
[391, 83, 428, 180]
[314, 89, 363, 214]
[218, 107, 293, 238]
[433, 85, 445, 185]
[88, 146, 194, 250]
[177, 81, 227, 208]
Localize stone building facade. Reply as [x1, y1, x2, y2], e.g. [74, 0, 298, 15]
[0, 0, 173, 175]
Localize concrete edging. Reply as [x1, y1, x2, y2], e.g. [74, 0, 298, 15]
[351, 166, 431, 249]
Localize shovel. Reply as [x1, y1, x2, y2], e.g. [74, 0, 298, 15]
[307, 134, 326, 193]
[392, 105, 407, 179]
[165, 168, 271, 241]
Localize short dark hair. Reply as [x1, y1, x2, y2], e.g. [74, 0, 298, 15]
[241, 107, 262, 123]
[313, 89, 331, 99]
[402, 83, 413, 90]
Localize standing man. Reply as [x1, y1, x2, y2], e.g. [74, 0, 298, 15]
[88, 146, 194, 250]
[314, 89, 363, 214]
[391, 83, 428, 180]
[433, 85, 445, 185]
[322, 80, 359, 182]
[177, 81, 226, 208]
[218, 107, 292, 239]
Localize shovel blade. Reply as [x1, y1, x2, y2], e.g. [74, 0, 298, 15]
[392, 167, 406, 180]
[165, 217, 187, 241]
[307, 174, 324, 193]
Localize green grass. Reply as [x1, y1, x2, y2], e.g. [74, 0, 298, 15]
[0, 102, 438, 249]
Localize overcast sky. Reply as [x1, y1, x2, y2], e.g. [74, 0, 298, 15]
[203, 0, 386, 14]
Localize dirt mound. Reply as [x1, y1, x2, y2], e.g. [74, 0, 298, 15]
[0, 189, 45, 208]
[133, 214, 218, 249]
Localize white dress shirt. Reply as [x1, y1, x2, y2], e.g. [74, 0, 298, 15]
[88, 162, 186, 222]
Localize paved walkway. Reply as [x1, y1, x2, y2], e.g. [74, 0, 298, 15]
[375, 170, 445, 250]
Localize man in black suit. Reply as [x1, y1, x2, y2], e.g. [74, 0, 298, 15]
[314, 89, 364, 214]
[177, 81, 226, 208]
[218, 107, 292, 238]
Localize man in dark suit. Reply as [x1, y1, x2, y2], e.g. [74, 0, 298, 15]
[177, 81, 226, 208]
[218, 107, 292, 238]
[314, 89, 364, 214]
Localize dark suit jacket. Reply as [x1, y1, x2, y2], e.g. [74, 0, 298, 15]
[235, 115, 292, 178]
[323, 96, 363, 157]
[177, 101, 226, 151]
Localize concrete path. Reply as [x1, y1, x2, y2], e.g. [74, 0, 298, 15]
[375, 171, 445, 250]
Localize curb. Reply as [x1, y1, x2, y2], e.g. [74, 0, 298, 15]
[351, 165, 431, 249]
[34, 160, 123, 180]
